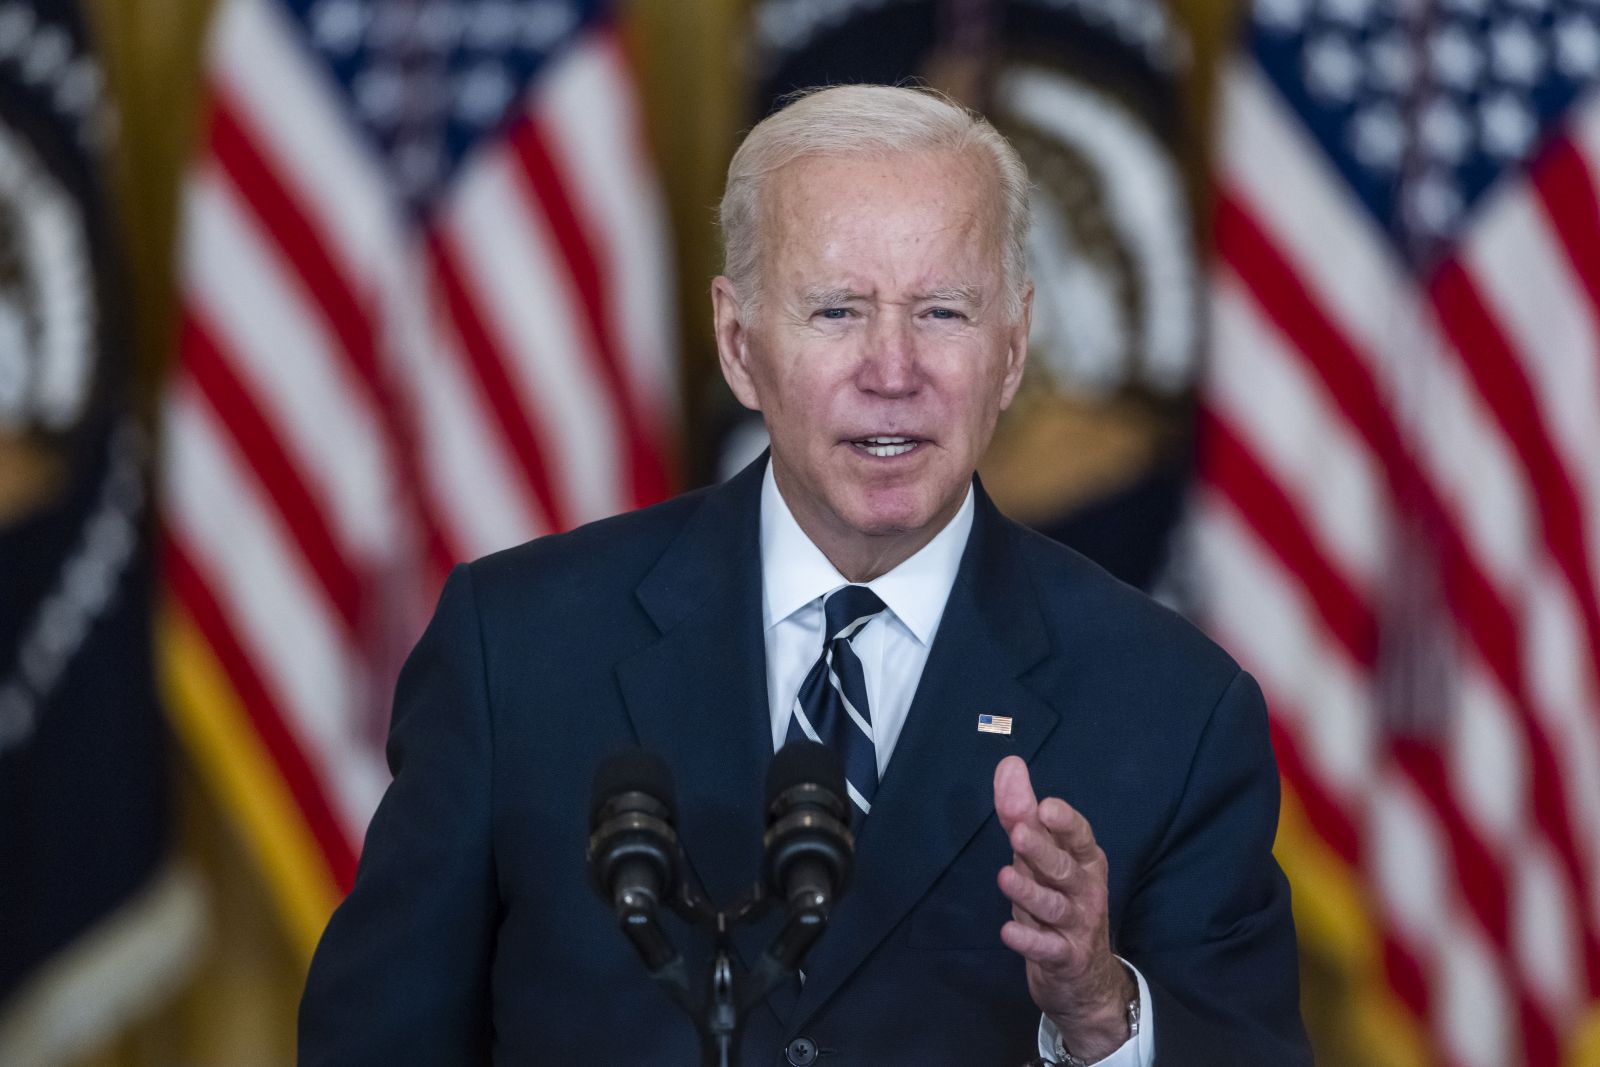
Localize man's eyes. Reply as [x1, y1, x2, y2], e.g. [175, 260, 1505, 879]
[810, 306, 968, 321]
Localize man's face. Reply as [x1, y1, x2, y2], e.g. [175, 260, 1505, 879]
[713, 148, 1030, 574]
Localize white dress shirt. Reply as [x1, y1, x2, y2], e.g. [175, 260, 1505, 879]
[757, 463, 1155, 1066]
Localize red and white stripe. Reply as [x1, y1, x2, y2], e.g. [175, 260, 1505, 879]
[1195, 59, 1600, 1066]
[161, 0, 677, 893]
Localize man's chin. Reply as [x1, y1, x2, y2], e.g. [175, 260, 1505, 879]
[837, 499, 941, 541]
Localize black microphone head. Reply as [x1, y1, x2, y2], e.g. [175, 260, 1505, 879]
[763, 740, 853, 905]
[765, 739, 845, 812]
[588, 747, 681, 921]
[590, 746, 676, 829]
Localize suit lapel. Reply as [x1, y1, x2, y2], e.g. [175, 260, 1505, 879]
[787, 487, 1061, 1029]
[613, 457, 799, 1024]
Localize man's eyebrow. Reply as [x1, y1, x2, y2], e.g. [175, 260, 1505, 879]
[799, 286, 866, 307]
[920, 285, 984, 305]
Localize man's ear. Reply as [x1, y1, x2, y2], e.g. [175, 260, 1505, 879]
[711, 276, 761, 412]
[998, 282, 1032, 410]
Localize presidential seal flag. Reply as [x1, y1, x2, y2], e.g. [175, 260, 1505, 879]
[159, 0, 678, 957]
[1191, 2, 1600, 1064]
[0, 1, 203, 1063]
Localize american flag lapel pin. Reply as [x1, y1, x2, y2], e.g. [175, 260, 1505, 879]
[977, 713, 1013, 736]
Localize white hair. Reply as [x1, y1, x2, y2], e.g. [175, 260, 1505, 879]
[718, 84, 1032, 320]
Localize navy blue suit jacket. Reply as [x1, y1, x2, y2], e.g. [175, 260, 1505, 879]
[299, 458, 1310, 1065]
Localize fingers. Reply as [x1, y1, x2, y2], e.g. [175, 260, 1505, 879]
[999, 916, 1058, 958]
[1038, 796, 1099, 862]
[997, 853, 1110, 985]
[994, 756, 1106, 935]
[992, 761, 1121, 1025]
[994, 758, 1046, 887]
[1008, 812, 1102, 888]
[998, 863, 1076, 929]
[994, 758, 1098, 861]
[999, 917, 1087, 970]
[1007, 818, 1076, 884]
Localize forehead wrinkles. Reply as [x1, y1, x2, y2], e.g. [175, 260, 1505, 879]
[760, 150, 1002, 297]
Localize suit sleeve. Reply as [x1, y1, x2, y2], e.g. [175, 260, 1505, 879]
[299, 565, 497, 1066]
[1118, 668, 1312, 1067]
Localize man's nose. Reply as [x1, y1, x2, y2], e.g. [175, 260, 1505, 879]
[856, 315, 920, 397]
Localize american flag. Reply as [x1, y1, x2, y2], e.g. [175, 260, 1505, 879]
[159, 0, 677, 956]
[977, 713, 1013, 735]
[1191, 2, 1600, 1064]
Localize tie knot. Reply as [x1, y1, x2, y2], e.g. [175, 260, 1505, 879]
[823, 585, 886, 643]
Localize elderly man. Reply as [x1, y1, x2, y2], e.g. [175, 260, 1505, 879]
[300, 85, 1310, 1066]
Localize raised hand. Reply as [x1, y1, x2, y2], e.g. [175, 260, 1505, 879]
[994, 755, 1134, 1062]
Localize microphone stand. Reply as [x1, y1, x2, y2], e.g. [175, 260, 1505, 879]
[619, 878, 834, 1067]
[593, 743, 850, 1067]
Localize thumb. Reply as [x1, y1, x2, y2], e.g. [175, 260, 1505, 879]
[993, 755, 1037, 833]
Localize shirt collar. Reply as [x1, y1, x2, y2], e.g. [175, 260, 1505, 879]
[759, 459, 974, 645]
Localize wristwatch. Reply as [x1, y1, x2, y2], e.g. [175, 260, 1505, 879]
[1051, 974, 1141, 1067]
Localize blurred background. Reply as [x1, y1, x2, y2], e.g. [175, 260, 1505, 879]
[3, 0, 1600, 1064]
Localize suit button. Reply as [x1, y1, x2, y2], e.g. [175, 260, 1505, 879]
[784, 1036, 818, 1065]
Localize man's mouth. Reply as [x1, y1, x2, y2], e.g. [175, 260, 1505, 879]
[850, 436, 920, 458]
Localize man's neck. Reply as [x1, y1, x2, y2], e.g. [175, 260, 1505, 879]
[810, 529, 936, 583]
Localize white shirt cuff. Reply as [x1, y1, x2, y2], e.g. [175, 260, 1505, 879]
[1035, 957, 1155, 1066]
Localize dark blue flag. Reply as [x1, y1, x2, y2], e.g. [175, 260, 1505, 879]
[0, 2, 201, 1061]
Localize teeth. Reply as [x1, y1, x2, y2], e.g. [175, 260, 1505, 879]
[857, 437, 916, 458]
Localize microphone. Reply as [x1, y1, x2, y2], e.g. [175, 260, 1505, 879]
[761, 740, 854, 969]
[589, 742, 856, 1064]
[588, 747, 681, 972]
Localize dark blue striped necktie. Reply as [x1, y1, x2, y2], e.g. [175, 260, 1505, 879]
[787, 584, 887, 826]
